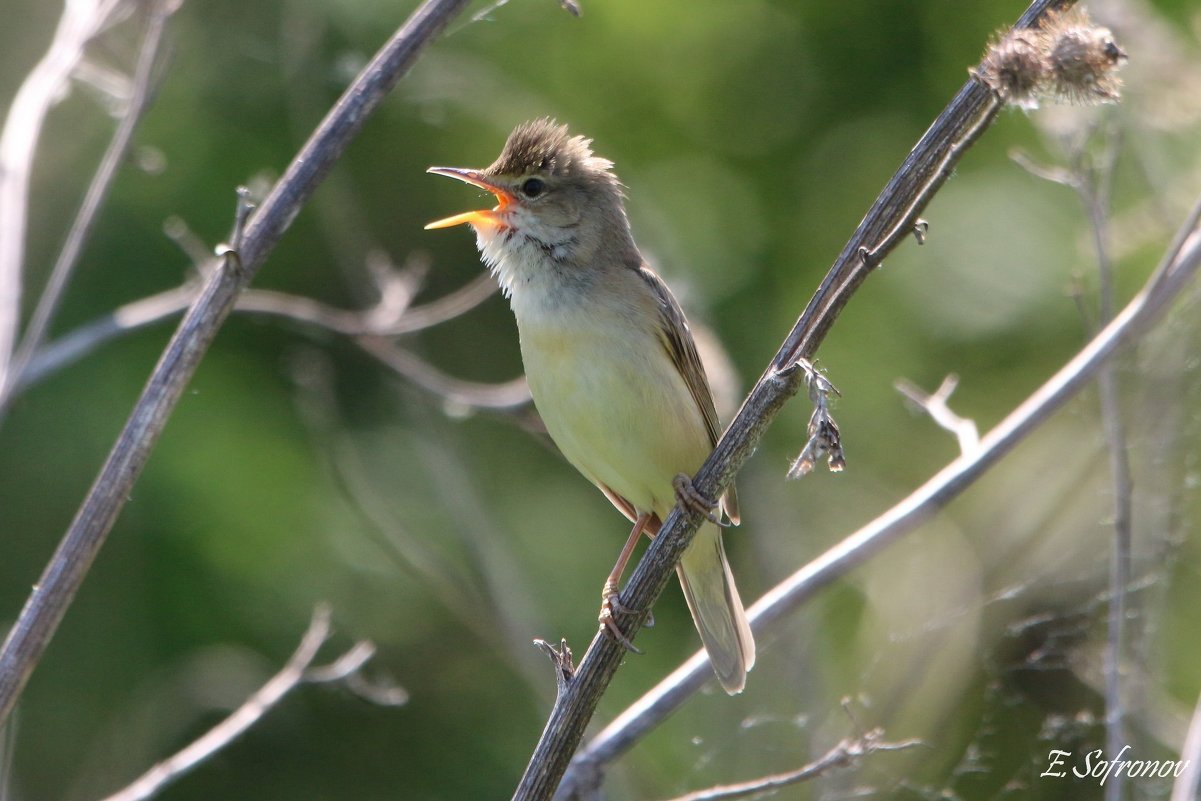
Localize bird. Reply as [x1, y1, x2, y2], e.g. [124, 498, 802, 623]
[425, 119, 754, 694]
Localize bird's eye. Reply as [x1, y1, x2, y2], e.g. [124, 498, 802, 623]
[521, 177, 545, 198]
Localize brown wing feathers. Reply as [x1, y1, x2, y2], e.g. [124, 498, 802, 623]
[637, 266, 740, 525]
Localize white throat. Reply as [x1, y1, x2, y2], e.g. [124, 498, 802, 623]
[472, 219, 590, 320]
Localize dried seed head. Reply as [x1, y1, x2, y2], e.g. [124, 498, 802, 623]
[974, 6, 1127, 109]
[1044, 9, 1127, 104]
[976, 28, 1048, 108]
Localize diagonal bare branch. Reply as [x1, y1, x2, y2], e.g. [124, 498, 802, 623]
[0, 0, 182, 417]
[0, 0, 130, 387]
[655, 729, 921, 801]
[0, 0, 472, 730]
[16, 269, 501, 391]
[14, 276, 525, 416]
[95, 605, 402, 801]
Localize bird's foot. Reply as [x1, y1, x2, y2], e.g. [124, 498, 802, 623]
[599, 579, 643, 654]
[672, 474, 726, 526]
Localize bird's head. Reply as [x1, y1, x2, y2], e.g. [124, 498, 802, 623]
[426, 119, 636, 270]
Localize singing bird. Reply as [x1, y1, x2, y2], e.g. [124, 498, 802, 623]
[425, 119, 754, 693]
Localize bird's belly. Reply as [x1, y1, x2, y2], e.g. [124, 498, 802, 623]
[520, 321, 712, 518]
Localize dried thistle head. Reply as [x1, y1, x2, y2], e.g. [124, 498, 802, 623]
[974, 5, 1127, 108]
[976, 28, 1048, 108]
[1043, 8, 1127, 104]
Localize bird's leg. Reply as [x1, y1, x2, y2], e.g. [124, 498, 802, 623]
[672, 473, 726, 526]
[599, 512, 652, 653]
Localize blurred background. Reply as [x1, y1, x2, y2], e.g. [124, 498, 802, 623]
[1, 0, 1200, 798]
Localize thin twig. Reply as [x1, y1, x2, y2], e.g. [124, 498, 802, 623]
[557, 195, 1201, 801]
[357, 336, 530, 410]
[0, 0, 127, 388]
[237, 271, 500, 338]
[895, 374, 980, 454]
[1100, 390, 1133, 791]
[511, 3, 1073, 800]
[96, 605, 400, 801]
[0, 0, 472, 730]
[534, 639, 576, 701]
[0, 0, 181, 418]
[13, 278, 525, 412]
[16, 273, 503, 399]
[655, 729, 921, 801]
[1078, 134, 1134, 801]
[379, 272, 497, 333]
[1024, 127, 1134, 801]
[15, 284, 194, 390]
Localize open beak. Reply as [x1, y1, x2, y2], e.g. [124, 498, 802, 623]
[425, 167, 516, 230]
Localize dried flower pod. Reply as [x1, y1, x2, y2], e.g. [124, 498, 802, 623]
[974, 6, 1127, 109]
[976, 28, 1048, 108]
[1043, 8, 1128, 104]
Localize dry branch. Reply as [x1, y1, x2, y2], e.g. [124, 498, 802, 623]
[895, 374, 980, 453]
[96, 606, 401, 801]
[0, 0, 132, 384]
[0, 0, 472, 729]
[656, 729, 921, 801]
[16, 272, 514, 412]
[0, 0, 180, 416]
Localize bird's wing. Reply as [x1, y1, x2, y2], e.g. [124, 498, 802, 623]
[637, 265, 740, 525]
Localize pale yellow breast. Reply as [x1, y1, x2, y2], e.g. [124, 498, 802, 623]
[519, 313, 713, 519]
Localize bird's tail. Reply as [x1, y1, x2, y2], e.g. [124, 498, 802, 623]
[676, 522, 756, 694]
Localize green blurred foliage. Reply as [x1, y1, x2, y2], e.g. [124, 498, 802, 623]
[2, 0, 1201, 799]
